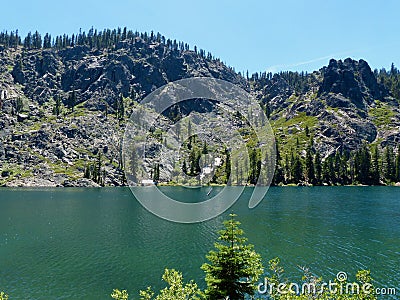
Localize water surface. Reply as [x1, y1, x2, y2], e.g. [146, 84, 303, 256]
[0, 187, 399, 299]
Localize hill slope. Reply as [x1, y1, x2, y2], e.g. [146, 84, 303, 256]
[0, 30, 399, 186]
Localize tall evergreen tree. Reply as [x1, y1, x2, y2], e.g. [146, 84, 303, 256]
[396, 146, 400, 182]
[201, 214, 263, 300]
[383, 146, 395, 182]
[225, 149, 231, 184]
[15, 97, 23, 113]
[182, 160, 187, 175]
[354, 144, 371, 185]
[153, 164, 160, 182]
[284, 154, 291, 183]
[249, 148, 261, 184]
[305, 145, 314, 184]
[314, 151, 322, 185]
[97, 150, 102, 185]
[292, 154, 303, 183]
[371, 144, 380, 185]
[322, 156, 335, 185]
[115, 93, 125, 121]
[202, 141, 208, 154]
[272, 145, 284, 185]
[53, 95, 62, 116]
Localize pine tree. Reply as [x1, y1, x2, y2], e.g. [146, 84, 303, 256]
[189, 149, 196, 175]
[396, 146, 400, 182]
[305, 145, 314, 184]
[333, 150, 341, 184]
[202, 141, 208, 154]
[201, 214, 263, 299]
[187, 120, 192, 138]
[225, 149, 231, 184]
[371, 144, 380, 185]
[115, 93, 125, 121]
[195, 152, 201, 175]
[284, 154, 291, 183]
[383, 146, 395, 183]
[182, 160, 187, 175]
[53, 95, 62, 116]
[305, 125, 310, 137]
[153, 164, 160, 182]
[322, 156, 335, 185]
[272, 145, 284, 185]
[84, 164, 90, 179]
[314, 151, 322, 185]
[338, 151, 349, 185]
[15, 97, 23, 113]
[354, 144, 371, 185]
[97, 150, 102, 185]
[292, 155, 303, 183]
[249, 148, 260, 184]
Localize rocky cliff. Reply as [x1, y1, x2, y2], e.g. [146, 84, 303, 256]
[253, 58, 399, 157]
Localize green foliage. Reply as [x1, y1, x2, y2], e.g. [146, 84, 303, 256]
[305, 146, 314, 183]
[272, 145, 285, 185]
[0, 28, 209, 61]
[111, 289, 129, 300]
[225, 149, 232, 184]
[115, 94, 125, 121]
[201, 214, 263, 299]
[15, 96, 24, 113]
[182, 160, 188, 175]
[371, 144, 380, 185]
[272, 140, 400, 186]
[265, 258, 377, 300]
[139, 269, 202, 300]
[396, 149, 400, 182]
[0, 292, 8, 300]
[369, 101, 396, 127]
[109, 215, 379, 300]
[153, 163, 160, 182]
[377, 64, 400, 100]
[250, 70, 309, 94]
[53, 95, 62, 116]
[83, 149, 105, 185]
[248, 148, 261, 185]
[383, 145, 396, 183]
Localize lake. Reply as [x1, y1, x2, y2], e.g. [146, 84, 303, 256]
[0, 187, 399, 299]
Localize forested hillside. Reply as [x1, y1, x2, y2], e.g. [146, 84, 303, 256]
[0, 28, 399, 186]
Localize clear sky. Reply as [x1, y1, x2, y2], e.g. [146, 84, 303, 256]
[2, 0, 399, 74]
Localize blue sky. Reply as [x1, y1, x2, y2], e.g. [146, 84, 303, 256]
[2, 0, 399, 74]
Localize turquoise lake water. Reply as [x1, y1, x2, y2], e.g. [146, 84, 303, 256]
[0, 187, 399, 299]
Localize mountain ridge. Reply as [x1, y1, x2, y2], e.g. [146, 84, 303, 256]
[0, 28, 399, 186]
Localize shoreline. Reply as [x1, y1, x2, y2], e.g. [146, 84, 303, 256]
[1, 183, 399, 188]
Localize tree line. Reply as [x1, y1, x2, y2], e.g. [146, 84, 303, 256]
[250, 70, 310, 94]
[376, 63, 400, 100]
[0, 27, 221, 63]
[272, 137, 400, 186]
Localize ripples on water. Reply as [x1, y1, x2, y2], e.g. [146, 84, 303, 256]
[0, 186, 399, 299]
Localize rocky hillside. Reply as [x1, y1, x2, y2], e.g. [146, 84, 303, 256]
[0, 36, 244, 186]
[0, 31, 399, 186]
[252, 58, 400, 157]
